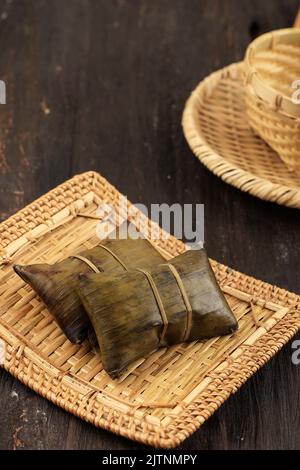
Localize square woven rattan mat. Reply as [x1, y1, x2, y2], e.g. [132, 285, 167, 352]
[0, 171, 300, 448]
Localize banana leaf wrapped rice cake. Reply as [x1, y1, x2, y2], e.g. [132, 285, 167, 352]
[13, 234, 164, 344]
[78, 249, 238, 378]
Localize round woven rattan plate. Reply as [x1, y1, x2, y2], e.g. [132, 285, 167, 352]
[182, 62, 300, 209]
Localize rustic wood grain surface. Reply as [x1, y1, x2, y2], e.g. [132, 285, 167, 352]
[1, 0, 300, 450]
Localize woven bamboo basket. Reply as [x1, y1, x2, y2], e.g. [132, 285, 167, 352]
[1, 171, 300, 448]
[244, 28, 300, 171]
[182, 62, 300, 209]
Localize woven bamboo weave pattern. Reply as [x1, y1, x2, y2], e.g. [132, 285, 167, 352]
[253, 45, 300, 99]
[244, 29, 300, 170]
[0, 172, 300, 448]
[182, 62, 300, 209]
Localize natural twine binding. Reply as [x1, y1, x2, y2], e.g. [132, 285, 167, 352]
[71, 243, 129, 273]
[71, 255, 102, 273]
[1, 172, 300, 449]
[97, 244, 128, 271]
[137, 264, 194, 345]
[138, 269, 169, 344]
[162, 263, 193, 341]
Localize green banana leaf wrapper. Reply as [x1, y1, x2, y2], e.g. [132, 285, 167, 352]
[78, 249, 238, 379]
[13, 228, 165, 344]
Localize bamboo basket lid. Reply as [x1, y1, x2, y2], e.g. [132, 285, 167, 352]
[244, 28, 300, 119]
[182, 62, 300, 209]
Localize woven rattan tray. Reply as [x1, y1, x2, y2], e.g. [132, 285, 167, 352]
[182, 62, 300, 209]
[1, 171, 300, 448]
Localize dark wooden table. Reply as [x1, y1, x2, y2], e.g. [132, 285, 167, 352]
[1, 0, 300, 450]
